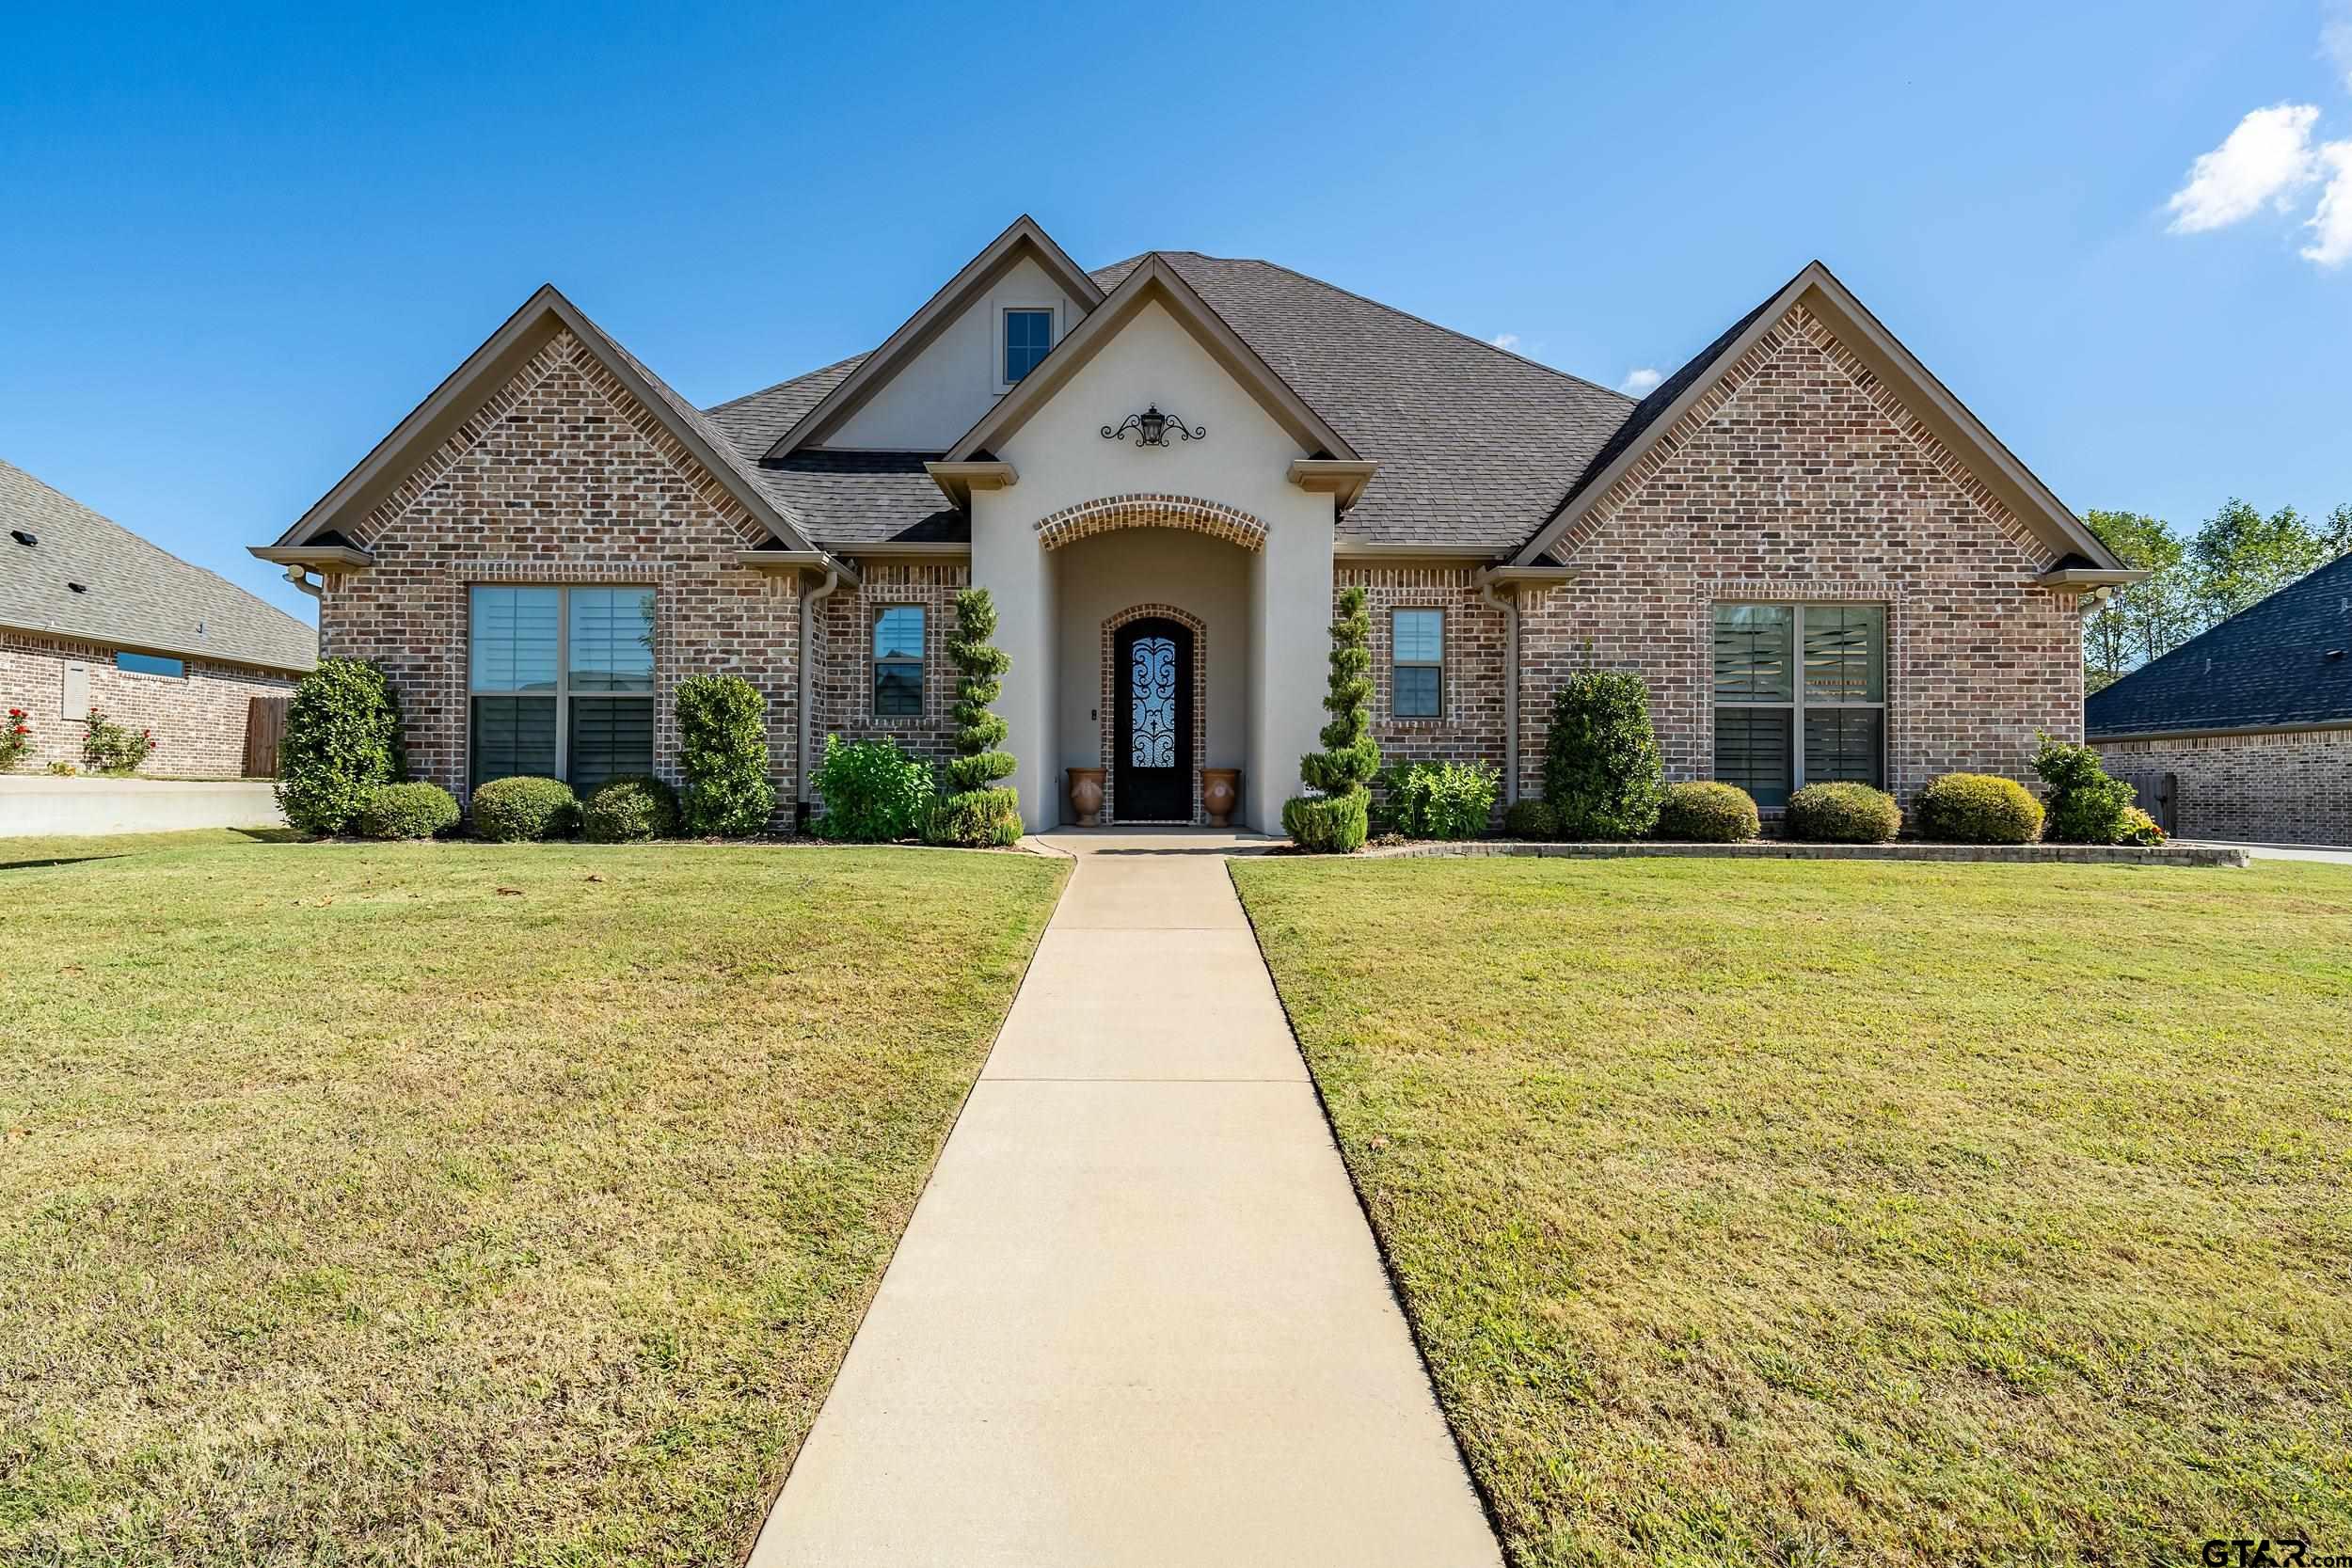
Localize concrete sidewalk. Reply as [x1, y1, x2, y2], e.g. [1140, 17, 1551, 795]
[750, 829, 1501, 1567]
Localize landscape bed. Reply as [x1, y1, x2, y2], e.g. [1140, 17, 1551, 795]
[0, 829, 1067, 1565]
[1232, 853, 2352, 1566]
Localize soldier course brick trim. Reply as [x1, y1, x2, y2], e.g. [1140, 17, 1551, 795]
[1098, 602, 1208, 825]
[1035, 495, 1266, 553]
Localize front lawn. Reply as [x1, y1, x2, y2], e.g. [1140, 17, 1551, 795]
[1232, 856, 2352, 1566]
[1, 831, 1066, 1564]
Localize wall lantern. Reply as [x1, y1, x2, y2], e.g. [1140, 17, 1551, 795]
[1101, 404, 1205, 448]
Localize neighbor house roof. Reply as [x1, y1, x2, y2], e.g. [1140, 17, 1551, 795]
[1, 459, 317, 673]
[2086, 553, 2352, 736]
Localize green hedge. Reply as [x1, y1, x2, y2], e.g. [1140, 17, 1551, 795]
[812, 736, 932, 843]
[923, 785, 1023, 847]
[354, 782, 459, 841]
[1658, 781, 1762, 843]
[277, 657, 405, 836]
[1915, 773, 2043, 845]
[1784, 782, 1901, 844]
[472, 775, 579, 842]
[582, 776, 680, 843]
[676, 674, 775, 836]
[1542, 672, 1664, 840]
[1374, 760, 1499, 840]
[1502, 799, 1559, 840]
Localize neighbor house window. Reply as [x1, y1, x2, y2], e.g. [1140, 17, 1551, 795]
[1711, 602, 1884, 808]
[873, 605, 925, 717]
[1392, 609, 1444, 719]
[469, 584, 654, 790]
[115, 652, 184, 677]
[1004, 309, 1053, 384]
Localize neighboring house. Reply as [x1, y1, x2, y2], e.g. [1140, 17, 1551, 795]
[2088, 553, 2352, 846]
[3, 460, 316, 777]
[251, 215, 2137, 832]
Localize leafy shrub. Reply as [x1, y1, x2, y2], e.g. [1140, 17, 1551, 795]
[46, 759, 76, 777]
[924, 785, 1023, 847]
[1542, 672, 1664, 840]
[278, 657, 405, 836]
[81, 708, 156, 775]
[2117, 805, 2167, 846]
[1374, 759, 1500, 840]
[2033, 733, 2137, 845]
[1283, 587, 1379, 853]
[354, 782, 459, 840]
[1502, 799, 1559, 840]
[581, 775, 679, 843]
[676, 673, 775, 836]
[1658, 781, 1762, 843]
[1915, 772, 2043, 845]
[812, 735, 932, 842]
[471, 775, 579, 842]
[1283, 787, 1370, 854]
[1, 706, 30, 771]
[1784, 782, 1901, 844]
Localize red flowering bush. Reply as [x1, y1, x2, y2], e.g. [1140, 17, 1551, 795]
[0, 707, 28, 771]
[81, 708, 157, 775]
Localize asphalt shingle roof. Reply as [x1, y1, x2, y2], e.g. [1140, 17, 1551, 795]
[700, 252, 1640, 553]
[1, 459, 317, 673]
[2085, 553, 2352, 736]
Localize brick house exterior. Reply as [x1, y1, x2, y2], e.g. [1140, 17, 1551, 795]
[256, 220, 2135, 831]
[3, 461, 313, 778]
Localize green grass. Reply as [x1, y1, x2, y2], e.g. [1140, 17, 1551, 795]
[1, 830, 1067, 1565]
[1232, 855, 2352, 1567]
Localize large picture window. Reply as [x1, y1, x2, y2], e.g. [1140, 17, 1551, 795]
[873, 605, 925, 717]
[1392, 609, 1444, 719]
[1711, 601, 1883, 808]
[469, 585, 654, 790]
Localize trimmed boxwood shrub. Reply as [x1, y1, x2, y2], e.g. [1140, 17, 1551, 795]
[812, 735, 932, 842]
[676, 673, 775, 836]
[1784, 782, 1901, 844]
[1282, 787, 1370, 854]
[582, 775, 679, 843]
[2033, 733, 2137, 845]
[1502, 799, 1559, 840]
[277, 657, 405, 836]
[1915, 772, 2043, 844]
[1658, 781, 1762, 843]
[472, 775, 579, 842]
[1543, 672, 1664, 841]
[924, 785, 1024, 847]
[354, 781, 459, 841]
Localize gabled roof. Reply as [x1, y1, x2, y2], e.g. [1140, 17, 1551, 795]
[2086, 553, 2352, 736]
[760, 216, 1104, 462]
[944, 253, 1361, 467]
[2, 459, 317, 673]
[267, 284, 828, 560]
[1510, 261, 2130, 573]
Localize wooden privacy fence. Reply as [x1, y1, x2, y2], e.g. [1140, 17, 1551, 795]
[2109, 768, 2179, 834]
[243, 695, 289, 779]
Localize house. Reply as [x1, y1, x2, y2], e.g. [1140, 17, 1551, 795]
[3, 460, 316, 777]
[250, 216, 2137, 832]
[2088, 552, 2352, 846]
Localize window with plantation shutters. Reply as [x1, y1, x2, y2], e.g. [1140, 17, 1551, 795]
[468, 585, 655, 789]
[1712, 602, 1883, 805]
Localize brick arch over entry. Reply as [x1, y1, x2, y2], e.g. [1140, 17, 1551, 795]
[1100, 602, 1209, 825]
[1035, 495, 1267, 553]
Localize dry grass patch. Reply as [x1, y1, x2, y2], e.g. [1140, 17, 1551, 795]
[1232, 855, 2352, 1566]
[1, 831, 1065, 1565]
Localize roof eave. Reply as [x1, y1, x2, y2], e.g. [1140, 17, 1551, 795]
[251, 544, 374, 571]
[2039, 566, 2152, 593]
[923, 459, 1017, 511]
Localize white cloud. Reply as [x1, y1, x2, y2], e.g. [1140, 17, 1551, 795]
[1618, 367, 1663, 396]
[2166, 103, 2321, 232]
[1489, 333, 1520, 351]
[2303, 139, 2352, 264]
[2326, 1, 2352, 90]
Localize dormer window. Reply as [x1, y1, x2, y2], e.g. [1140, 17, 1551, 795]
[1004, 309, 1053, 384]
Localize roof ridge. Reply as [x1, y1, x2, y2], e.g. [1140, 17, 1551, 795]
[1167, 253, 1636, 404]
[703, 351, 871, 416]
[2094, 548, 2352, 698]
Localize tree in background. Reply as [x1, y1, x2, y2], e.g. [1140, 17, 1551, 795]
[2083, 510, 2193, 692]
[2190, 499, 2334, 622]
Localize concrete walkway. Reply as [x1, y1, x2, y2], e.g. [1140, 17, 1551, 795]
[750, 829, 1501, 1568]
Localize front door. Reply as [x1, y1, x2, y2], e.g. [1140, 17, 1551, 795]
[1114, 618, 1194, 822]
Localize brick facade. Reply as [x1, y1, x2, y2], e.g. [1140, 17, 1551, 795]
[814, 558, 970, 781]
[2094, 728, 2352, 846]
[1340, 562, 1509, 781]
[1, 630, 297, 777]
[315, 329, 803, 807]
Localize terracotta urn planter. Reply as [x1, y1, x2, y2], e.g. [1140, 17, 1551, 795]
[1200, 768, 1240, 829]
[1067, 767, 1105, 827]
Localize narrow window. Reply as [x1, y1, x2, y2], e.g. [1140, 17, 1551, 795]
[1004, 309, 1053, 384]
[1392, 609, 1444, 719]
[874, 605, 926, 717]
[1711, 602, 1883, 807]
[115, 652, 185, 677]
[468, 584, 655, 790]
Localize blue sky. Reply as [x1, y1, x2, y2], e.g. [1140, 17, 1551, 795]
[5, 0, 2349, 626]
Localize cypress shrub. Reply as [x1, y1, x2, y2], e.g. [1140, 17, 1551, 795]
[1282, 586, 1378, 852]
[676, 673, 775, 836]
[277, 657, 405, 836]
[924, 588, 1022, 846]
[1542, 672, 1664, 840]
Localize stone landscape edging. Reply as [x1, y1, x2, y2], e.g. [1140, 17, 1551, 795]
[1358, 838, 2250, 868]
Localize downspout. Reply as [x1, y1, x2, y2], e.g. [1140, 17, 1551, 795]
[797, 566, 844, 823]
[1480, 578, 1518, 804]
[280, 564, 323, 600]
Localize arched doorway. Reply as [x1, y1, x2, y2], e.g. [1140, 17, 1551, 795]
[1112, 615, 1196, 822]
